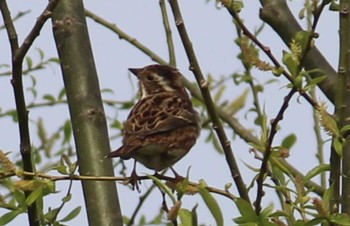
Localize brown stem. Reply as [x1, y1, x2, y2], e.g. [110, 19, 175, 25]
[168, 0, 250, 203]
[259, 0, 336, 103]
[0, 1, 59, 225]
[255, 88, 297, 214]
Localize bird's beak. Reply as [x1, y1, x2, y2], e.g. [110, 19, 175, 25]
[128, 68, 142, 78]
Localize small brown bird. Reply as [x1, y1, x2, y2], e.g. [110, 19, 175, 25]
[107, 64, 201, 184]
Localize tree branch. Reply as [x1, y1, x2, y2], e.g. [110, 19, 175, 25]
[259, 0, 336, 103]
[255, 88, 297, 213]
[0, 1, 59, 225]
[159, 0, 176, 66]
[51, 0, 122, 225]
[168, 0, 250, 202]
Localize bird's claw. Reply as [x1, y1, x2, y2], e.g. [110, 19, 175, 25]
[128, 170, 141, 192]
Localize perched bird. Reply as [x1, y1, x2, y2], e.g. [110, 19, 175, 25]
[107, 64, 201, 186]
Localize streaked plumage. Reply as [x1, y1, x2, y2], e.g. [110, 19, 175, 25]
[107, 64, 201, 171]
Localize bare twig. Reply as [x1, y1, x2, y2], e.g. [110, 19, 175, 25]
[9, 171, 236, 201]
[159, 0, 176, 66]
[127, 183, 157, 226]
[167, 0, 250, 202]
[0, 0, 60, 225]
[255, 88, 297, 213]
[298, 0, 329, 70]
[222, 1, 319, 109]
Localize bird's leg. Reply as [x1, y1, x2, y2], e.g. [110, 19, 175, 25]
[128, 160, 141, 191]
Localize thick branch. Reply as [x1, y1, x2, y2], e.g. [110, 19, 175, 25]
[338, 0, 350, 215]
[259, 0, 336, 103]
[51, 1, 122, 225]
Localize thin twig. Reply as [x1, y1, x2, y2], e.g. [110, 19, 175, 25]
[127, 183, 157, 226]
[255, 88, 297, 213]
[222, 1, 319, 109]
[11, 171, 237, 201]
[167, 0, 250, 202]
[0, 0, 60, 225]
[159, 0, 176, 66]
[298, 0, 329, 70]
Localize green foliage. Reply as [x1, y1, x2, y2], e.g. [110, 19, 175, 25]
[198, 180, 223, 226]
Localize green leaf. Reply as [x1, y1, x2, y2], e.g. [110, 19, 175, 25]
[26, 187, 43, 206]
[198, 183, 223, 226]
[56, 165, 68, 175]
[227, 89, 249, 114]
[233, 0, 244, 12]
[111, 119, 123, 130]
[340, 125, 350, 135]
[179, 209, 194, 226]
[330, 213, 350, 225]
[49, 57, 60, 63]
[295, 31, 311, 54]
[13, 189, 26, 209]
[333, 138, 343, 157]
[62, 194, 72, 203]
[293, 75, 303, 89]
[282, 51, 298, 76]
[214, 85, 226, 103]
[191, 204, 198, 226]
[148, 175, 176, 204]
[42, 180, 56, 195]
[44, 207, 60, 222]
[26, 56, 33, 69]
[62, 120, 72, 144]
[323, 183, 334, 209]
[58, 88, 66, 100]
[329, 1, 339, 11]
[307, 75, 327, 88]
[304, 164, 330, 182]
[298, 8, 306, 19]
[43, 94, 56, 103]
[304, 217, 327, 226]
[60, 206, 82, 222]
[281, 133, 297, 149]
[101, 88, 114, 94]
[36, 48, 45, 60]
[234, 198, 257, 223]
[37, 117, 47, 143]
[259, 204, 274, 219]
[0, 210, 23, 225]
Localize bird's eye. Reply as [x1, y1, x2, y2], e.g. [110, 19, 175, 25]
[146, 75, 154, 81]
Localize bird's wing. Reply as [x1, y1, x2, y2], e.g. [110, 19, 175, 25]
[124, 94, 198, 137]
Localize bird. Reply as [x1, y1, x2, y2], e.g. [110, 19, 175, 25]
[106, 64, 201, 188]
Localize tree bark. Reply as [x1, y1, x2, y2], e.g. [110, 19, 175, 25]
[51, 0, 123, 225]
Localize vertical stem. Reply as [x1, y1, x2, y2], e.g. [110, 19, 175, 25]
[51, 0, 123, 225]
[168, 0, 250, 202]
[159, 0, 176, 66]
[0, 1, 60, 224]
[339, 0, 350, 215]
